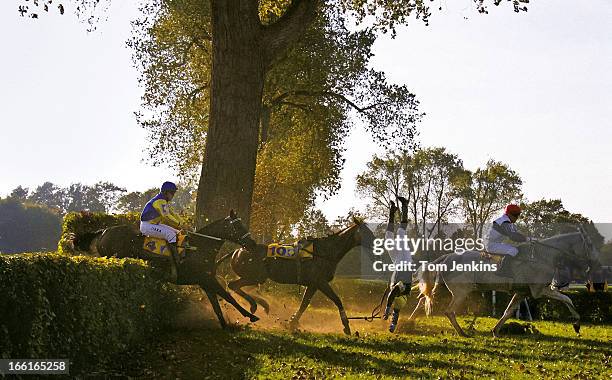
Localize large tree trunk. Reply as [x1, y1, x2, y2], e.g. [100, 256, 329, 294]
[195, 0, 319, 228]
[195, 1, 265, 228]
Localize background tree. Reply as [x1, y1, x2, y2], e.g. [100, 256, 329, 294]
[356, 147, 464, 237]
[520, 198, 604, 247]
[8, 186, 29, 202]
[129, 0, 422, 230]
[356, 152, 409, 222]
[455, 160, 523, 238]
[0, 198, 62, 254]
[404, 148, 465, 237]
[17, 0, 531, 228]
[295, 208, 331, 238]
[117, 186, 195, 215]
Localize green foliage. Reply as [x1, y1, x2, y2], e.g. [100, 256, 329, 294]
[455, 160, 523, 237]
[58, 211, 140, 254]
[117, 186, 195, 215]
[520, 199, 605, 247]
[0, 198, 62, 254]
[0, 252, 182, 373]
[17, 181, 126, 214]
[533, 291, 612, 324]
[356, 147, 465, 236]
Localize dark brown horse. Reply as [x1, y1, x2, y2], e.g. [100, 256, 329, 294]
[217, 217, 375, 335]
[71, 210, 259, 329]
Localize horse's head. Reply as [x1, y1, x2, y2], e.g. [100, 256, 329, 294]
[190, 210, 254, 249]
[350, 216, 375, 250]
[558, 225, 602, 285]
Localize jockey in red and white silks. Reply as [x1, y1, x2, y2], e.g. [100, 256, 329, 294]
[485, 204, 527, 257]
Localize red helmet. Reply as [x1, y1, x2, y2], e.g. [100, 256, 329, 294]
[504, 204, 521, 216]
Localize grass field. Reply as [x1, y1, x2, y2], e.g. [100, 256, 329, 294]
[111, 293, 612, 380]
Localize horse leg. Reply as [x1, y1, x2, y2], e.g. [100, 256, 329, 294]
[318, 282, 352, 335]
[288, 285, 317, 332]
[444, 289, 470, 337]
[201, 277, 259, 323]
[540, 287, 581, 335]
[228, 278, 260, 314]
[203, 289, 226, 329]
[407, 296, 426, 321]
[492, 293, 523, 338]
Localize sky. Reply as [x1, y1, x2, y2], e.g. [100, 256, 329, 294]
[1, 1, 611, 233]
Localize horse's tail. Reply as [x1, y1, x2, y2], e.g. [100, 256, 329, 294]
[416, 265, 439, 317]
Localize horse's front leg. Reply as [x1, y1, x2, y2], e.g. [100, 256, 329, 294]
[318, 282, 351, 335]
[289, 285, 317, 331]
[492, 293, 523, 337]
[444, 288, 471, 337]
[200, 276, 259, 323]
[540, 287, 581, 335]
[203, 288, 227, 329]
[228, 277, 268, 314]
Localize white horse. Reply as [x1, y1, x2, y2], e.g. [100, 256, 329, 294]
[409, 226, 600, 337]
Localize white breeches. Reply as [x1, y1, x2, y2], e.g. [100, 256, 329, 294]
[140, 221, 179, 243]
[486, 242, 518, 257]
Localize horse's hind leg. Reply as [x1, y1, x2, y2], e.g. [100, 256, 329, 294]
[204, 289, 226, 329]
[318, 282, 352, 335]
[228, 278, 270, 315]
[540, 287, 581, 335]
[289, 285, 317, 332]
[407, 296, 426, 321]
[492, 293, 523, 337]
[444, 289, 470, 337]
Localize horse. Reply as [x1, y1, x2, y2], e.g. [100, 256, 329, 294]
[216, 216, 375, 335]
[410, 227, 601, 337]
[70, 210, 259, 329]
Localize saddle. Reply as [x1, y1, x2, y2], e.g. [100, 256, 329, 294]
[142, 231, 189, 256]
[479, 251, 504, 264]
[266, 239, 314, 260]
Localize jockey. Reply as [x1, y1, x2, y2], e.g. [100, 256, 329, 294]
[485, 204, 528, 276]
[382, 196, 413, 333]
[140, 181, 185, 280]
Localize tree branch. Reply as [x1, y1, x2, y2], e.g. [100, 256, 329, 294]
[262, 0, 320, 65]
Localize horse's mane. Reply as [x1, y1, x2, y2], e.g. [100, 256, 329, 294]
[532, 232, 581, 246]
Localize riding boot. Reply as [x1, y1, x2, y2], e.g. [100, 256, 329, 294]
[387, 201, 398, 233]
[398, 196, 409, 231]
[389, 309, 400, 333]
[386, 283, 402, 313]
[167, 242, 180, 283]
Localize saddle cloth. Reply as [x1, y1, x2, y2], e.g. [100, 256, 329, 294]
[266, 240, 314, 260]
[143, 231, 187, 256]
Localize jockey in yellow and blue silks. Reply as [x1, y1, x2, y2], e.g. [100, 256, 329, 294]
[140, 181, 185, 280]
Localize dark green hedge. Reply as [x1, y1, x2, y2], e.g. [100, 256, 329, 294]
[0, 252, 182, 373]
[58, 211, 140, 254]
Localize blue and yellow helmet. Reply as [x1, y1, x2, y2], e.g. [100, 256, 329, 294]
[161, 181, 178, 193]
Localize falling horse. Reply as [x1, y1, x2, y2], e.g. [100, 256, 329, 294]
[70, 210, 259, 329]
[217, 217, 375, 335]
[411, 227, 601, 337]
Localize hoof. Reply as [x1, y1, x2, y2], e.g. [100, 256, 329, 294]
[249, 304, 258, 314]
[249, 314, 260, 323]
[573, 323, 581, 335]
[343, 326, 352, 335]
[288, 320, 299, 331]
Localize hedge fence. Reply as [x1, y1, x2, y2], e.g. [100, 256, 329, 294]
[57, 211, 140, 254]
[0, 252, 183, 373]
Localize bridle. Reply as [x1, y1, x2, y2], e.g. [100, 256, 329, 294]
[531, 226, 594, 270]
[225, 215, 252, 246]
[185, 215, 251, 245]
